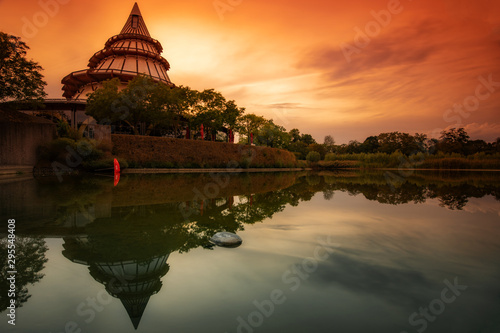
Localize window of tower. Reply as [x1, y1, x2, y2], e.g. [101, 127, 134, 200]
[132, 15, 139, 29]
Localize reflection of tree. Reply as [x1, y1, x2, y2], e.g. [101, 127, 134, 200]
[320, 171, 500, 210]
[340, 182, 427, 205]
[323, 190, 335, 201]
[0, 237, 48, 312]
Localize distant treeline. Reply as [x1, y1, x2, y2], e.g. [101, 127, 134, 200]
[331, 128, 499, 156]
[286, 127, 499, 167]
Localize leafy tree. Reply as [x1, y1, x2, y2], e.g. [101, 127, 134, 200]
[360, 135, 379, 153]
[86, 76, 159, 134]
[427, 138, 439, 154]
[288, 141, 309, 159]
[148, 84, 195, 136]
[308, 143, 327, 159]
[346, 140, 361, 154]
[438, 128, 470, 154]
[87, 77, 199, 136]
[189, 89, 244, 140]
[323, 135, 335, 153]
[289, 128, 301, 143]
[237, 113, 267, 144]
[300, 133, 316, 145]
[286, 129, 320, 158]
[0, 32, 46, 103]
[463, 139, 489, 156]
[254, 120, 290, 148]
[377, 132, 427, 155]
[85, 78, 122, 123]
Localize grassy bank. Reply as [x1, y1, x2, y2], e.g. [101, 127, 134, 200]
[111, 134, 298, 169]
[323, 152, 500, 170]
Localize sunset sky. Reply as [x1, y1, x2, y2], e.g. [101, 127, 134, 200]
[1, 0, 499, 143]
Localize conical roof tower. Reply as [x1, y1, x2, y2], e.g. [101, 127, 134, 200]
[61, 3, 173, 100]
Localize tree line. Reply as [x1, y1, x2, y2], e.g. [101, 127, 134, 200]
[333, 128, 500, 157]
[2, 32, 499, 160]
[84, 76, 326, 158]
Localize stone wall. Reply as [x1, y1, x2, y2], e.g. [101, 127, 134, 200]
[0, 122, 56, 166]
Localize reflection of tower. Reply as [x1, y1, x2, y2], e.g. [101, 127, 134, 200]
[62, 237, 170, 330]
[61, 2, 173, 100]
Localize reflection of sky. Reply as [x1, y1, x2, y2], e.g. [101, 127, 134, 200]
[2, 191, 500, 333]
[462, 196, 500, 217]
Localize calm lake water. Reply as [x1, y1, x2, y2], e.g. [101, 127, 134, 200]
[1, 171, 499, 333]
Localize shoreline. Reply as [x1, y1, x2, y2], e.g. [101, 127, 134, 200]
[122, 167, 310, 174]
[1, 165, 499, 179]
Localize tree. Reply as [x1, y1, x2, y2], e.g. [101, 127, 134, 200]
[189, 89, 244, 140]
[360, 136, 379, 153]
[308, 143, 327, 159]
[148, 84, 195, 136]
[300, 133, 316, 145]
[346, 140, 361, 154]
[85, 78, 122, 123]
[287, 141, 309, 159]
[237, 113, 267, 144]
[463, 139, 489, 155]
[289, 128, 301, 143]
[323, 135, 335, 153]
[86, 76, 157, 134]
[377, 132, 427, 155]
[86, 77, 198, 136]
[254, 120, 290, 148]
[0, 32, 46, 103]
[438, 128, 470, 154]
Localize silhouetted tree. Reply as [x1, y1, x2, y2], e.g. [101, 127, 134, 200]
[437, 128, 470, 154]
[323, 135, 335, 153]
[0, 32, 46, 103]
[237, 113, 267, 144]
[360, 136, 379, 153]
[254, 120, 290, 148]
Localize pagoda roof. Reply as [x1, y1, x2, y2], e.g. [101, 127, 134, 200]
[120, 3, 151, 37]
[61, 2, 173, 99]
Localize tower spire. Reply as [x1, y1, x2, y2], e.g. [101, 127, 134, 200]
[120, 2, 151, 37]
[61, 1, 173, 99]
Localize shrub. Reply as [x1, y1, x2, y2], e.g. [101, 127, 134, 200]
[39, 138, 105, 165]
[306, 151, 321, 163]
[296, 160, 309, 168]
[56, 119, 81, 140]
[324, 153, 336, 161]
[75, 140, 104, 161]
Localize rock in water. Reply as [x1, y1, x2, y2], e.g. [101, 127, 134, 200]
[210, 232, 242, 248]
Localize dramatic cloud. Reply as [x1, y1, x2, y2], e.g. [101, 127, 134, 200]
[1, 0, 499, 142]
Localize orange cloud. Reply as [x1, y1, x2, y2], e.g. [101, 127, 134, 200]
[1, 0, 499, 142]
